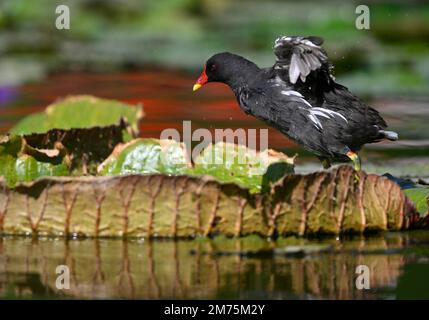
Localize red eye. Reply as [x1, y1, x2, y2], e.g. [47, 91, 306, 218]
[209, 64, 216, 72]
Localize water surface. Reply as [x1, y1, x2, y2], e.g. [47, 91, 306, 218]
[0, 232, 428, 299]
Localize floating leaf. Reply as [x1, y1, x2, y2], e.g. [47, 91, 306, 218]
[24, 123, 128, 175]
[0, 134, 69, 187]
[0, 166, 421, 237]
[0, 121, 127, 184]
[11, 95, 144, 141]
[404, 187, 429, 216]
[98, 138, 190, 176]
[191, 142, 294, 193]
[98, 139, 295, 192]
[383, 173, 429, 217]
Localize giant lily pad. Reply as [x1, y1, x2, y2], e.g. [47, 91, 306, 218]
[98, 138, 191, 176]
[192, 142, 294, 193]
[0, 166, 421, 237]
[98, 139, 295, 193]
[11, 95, 144, 141]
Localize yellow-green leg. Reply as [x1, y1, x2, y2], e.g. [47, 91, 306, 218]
[322, 159, 331, 169]
[346, 151, 361, 171]
[318, 157, 331, 169]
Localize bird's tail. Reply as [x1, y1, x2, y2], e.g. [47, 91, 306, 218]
[379, 130, 399, 141]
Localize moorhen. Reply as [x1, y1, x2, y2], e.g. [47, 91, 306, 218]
[192, 36, 398, 170]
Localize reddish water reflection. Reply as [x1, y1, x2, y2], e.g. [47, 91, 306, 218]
[0, 71, 294, 150]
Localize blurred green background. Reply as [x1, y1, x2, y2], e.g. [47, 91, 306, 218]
[1, 0, 429, 95]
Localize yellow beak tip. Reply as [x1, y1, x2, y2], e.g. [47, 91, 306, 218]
[193, 84, 202, 92]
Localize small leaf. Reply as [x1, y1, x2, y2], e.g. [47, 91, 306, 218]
[0, 136, 69, 187]
[383, 173, 429, 216]
[404, 188, 429, 216]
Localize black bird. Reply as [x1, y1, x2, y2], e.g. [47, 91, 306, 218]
[192, 36, 398, 170]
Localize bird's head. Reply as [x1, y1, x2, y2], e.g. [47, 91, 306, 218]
[193, 52, 259, 91]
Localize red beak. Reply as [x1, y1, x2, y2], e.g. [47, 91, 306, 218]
[193, 66, 208, 91]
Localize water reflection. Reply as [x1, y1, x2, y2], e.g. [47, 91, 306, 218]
[0, 233, 428, 299]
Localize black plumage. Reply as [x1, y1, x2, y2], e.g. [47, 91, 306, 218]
[193, 36, 398, 169]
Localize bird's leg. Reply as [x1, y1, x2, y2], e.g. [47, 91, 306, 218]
[346, 151, 361, 171]
[318, 157, 331, 170]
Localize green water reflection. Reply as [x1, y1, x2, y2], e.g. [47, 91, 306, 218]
[0, 232, 428, 299]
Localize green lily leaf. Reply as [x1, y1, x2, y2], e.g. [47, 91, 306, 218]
[11, 95, 144, 141]
[98, 138, 190, 176]
[404, 187, 429, 216]
[192, 141, 295, 193]
[0, 135, 69, 187]
[1, 122, 130, 185]
[98, 139, 295, 192]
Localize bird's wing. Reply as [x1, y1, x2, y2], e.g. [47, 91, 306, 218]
[273, 36, 333, 85]
[272, 89, 348, 132]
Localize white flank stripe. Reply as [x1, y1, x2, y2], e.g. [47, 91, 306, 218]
[282, 90, 313, 108]
[311, 107, 348, 123]
[301, 99, 312, 108]
[308, 114, 323, 129]
[311, 110, 332, 119]
[304, 107, 348, 131]
[280, 90, 348, 130]
[281, 90, 303, 97]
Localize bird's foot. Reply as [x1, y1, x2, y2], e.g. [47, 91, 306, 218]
[346, 151, 361, 171]
[321, 159, 331, 170]
[346, 151, 361, 182]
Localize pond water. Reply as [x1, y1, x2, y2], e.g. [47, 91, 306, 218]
[0, 232, 429, 299]
[0, 71, 428, 299]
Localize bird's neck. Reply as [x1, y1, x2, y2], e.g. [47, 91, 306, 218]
[224, 59, 261, 91]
